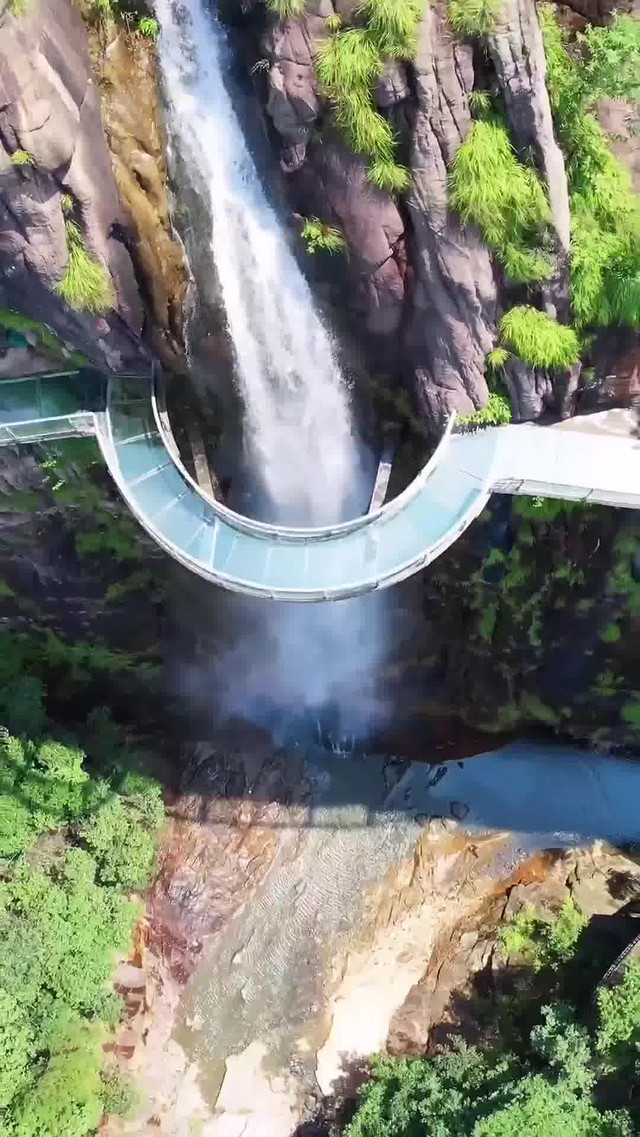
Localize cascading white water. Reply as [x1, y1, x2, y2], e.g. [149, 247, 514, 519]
[155, 0, 360, 524]
[157, 0, 388, 737]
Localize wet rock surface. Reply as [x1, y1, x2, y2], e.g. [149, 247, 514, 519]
[93, 23, 189, 369]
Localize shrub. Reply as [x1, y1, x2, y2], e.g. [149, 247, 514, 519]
[325, 12, 341, 31]
[459, 392, 512, 428]
[449, 119, 553, 283]
[79, 795, 157, 888]
[10, 149, 34, 166]
[137, 15, 159, 37]
[447, 0, 502, 38]
[100, 1065, 141, 1118]
[597, 960, 640, 1073]
[54, 221, 115, 315]
[499, 306, 580, 370]
[501, 896, 587, 972]
[301, 217, 346, 254]
[344, 1038, 631, 1136]
[358, 0, 423, 57]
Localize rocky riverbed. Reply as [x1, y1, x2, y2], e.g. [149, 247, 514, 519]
[103, 737, 640, 1137]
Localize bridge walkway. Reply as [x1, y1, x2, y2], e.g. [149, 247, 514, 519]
[1, 369, 639, 600]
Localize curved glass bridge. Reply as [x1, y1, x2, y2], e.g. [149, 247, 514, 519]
[1, 369, 639, 601]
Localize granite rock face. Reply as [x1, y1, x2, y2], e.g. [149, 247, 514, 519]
[96, 27, 189, 369]
[0, 0, 149, 369]
[405, 0, 497, 427]
[262, 2, 409, 342]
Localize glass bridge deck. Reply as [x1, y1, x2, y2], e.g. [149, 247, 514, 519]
[1, 369, 639, 600]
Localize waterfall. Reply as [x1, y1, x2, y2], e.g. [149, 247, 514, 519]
[156, 0, 387, 739]
[154, 0, 360, 525]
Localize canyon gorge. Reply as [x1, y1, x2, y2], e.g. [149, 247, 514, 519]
[1, 0, 640, 1132]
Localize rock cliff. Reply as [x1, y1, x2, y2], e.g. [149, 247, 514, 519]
[254, 0, 640, 430]
[0, 0, 186, 369]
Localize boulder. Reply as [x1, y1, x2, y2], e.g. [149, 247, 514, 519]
[293, 136, 406, 336]
[263, 12, 326, 170]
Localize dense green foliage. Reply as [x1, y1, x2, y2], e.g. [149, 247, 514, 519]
[54, 221, 115, 315]
[10, 150, 34, 167]
[449, 119, 553, 284]
[315, 0, 421, 193]
[540, 8, 640, 330]
[501, 897, 587, 972]
[447, 0, 502, 38]
[597, 961, 640, 1073]
[499, 306, 580, 369]
[0, 671, 164, 1136]
[301, 217, 346, 255]
[345, 900, 640, 1136]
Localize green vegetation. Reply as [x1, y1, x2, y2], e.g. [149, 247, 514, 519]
[357, 0, 422, 58]
[447, 0, 502, 38]
[264, 0, 304, 15]
[0, 308, 87, 367]
[345, 899, 640, 1136]
[54, 221, 115, 315]
[541, 8, 640, 330]
[137, 14, 159, 36]
[501, 897, 587, 972]
[47, 450, 148, 562]
[301, 217, 346, 255]
[459, 392, 512, 428]
[8, 0, 28, 16]
[314, 0, 421, 194]
[0, 672, 165, 1136]
[468, 88, 494, 116]
[10, 149, 34, 167]
[499, 306, 580, 370]
[449, 119, 553, 284]
[486, 346, 510, 371]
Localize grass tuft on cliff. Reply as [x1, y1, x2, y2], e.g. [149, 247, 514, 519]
[358, 0, 423, 57]
[449, 118, 553, 283]
[316, 29, 397, 159]
[458, 392, 512, 428]
[265, 0, 305, 17]
[301, 217, 346, 254]
[500, 305, 580, 370]
[367, 156, 411, 193]
[10, 149, 34, 166]
[54, 221, 115, 316]
[447, 0, 502, 38]
[314, 3, 421, 197]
